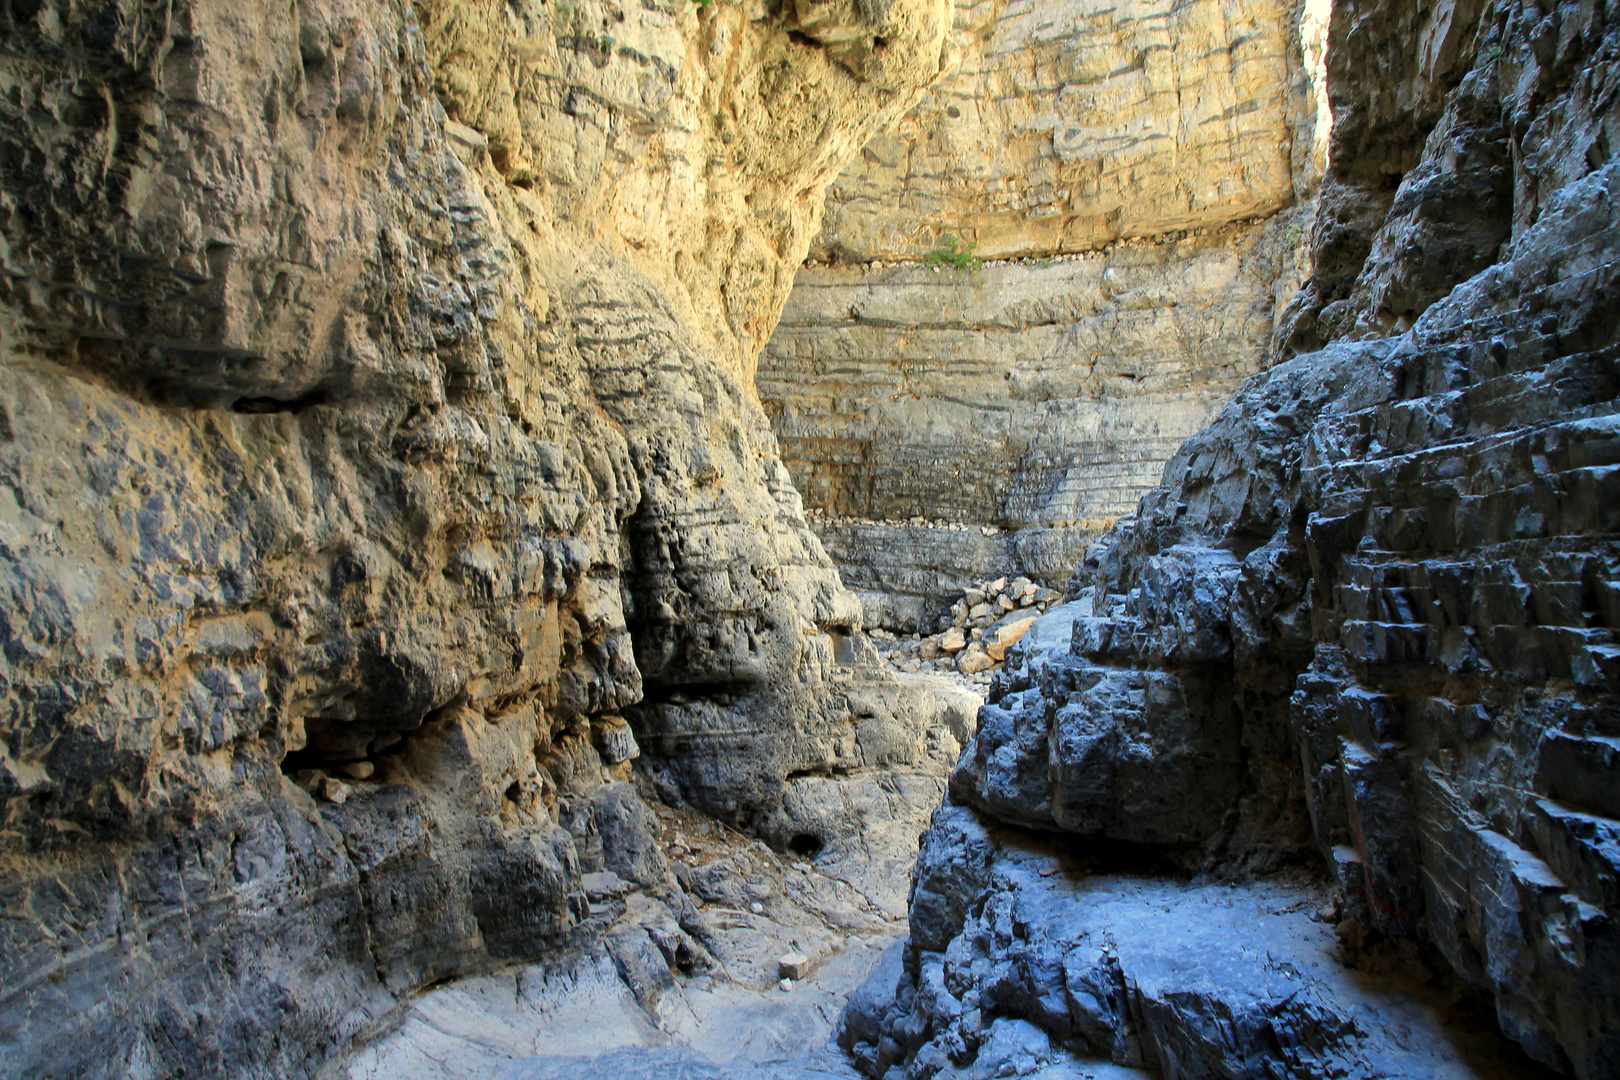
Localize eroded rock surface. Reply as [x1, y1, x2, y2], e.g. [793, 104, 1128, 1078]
[846, 808, 1556, 1080]
[762, 222, 1307, 613]
[809, 0, 1321, 262]
[757, 0, 1326, 622]
[338, 711, 975, 1079]
[0, 0, 975, 1074]
[862, 0, 1620, 1076]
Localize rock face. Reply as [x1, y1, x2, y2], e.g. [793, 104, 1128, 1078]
[0, 0, 971, 1074]
[763, 222, 1307, 609]
[847, 809, 1552, 1080]
[809, 0, 1322, 263]
[757, 0, 1326, 624]
[856, 0, 1620, 1077]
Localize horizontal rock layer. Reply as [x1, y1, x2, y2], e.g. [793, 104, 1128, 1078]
[760, 0, 1322, 621]
[869, 0, 1620, 1076]
[761, 216, 1311, 623]
[765, 223, 1301, 530]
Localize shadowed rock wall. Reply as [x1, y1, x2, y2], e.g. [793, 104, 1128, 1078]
[857, 0, 1620, 1076]
[0, 0, 973, 1074]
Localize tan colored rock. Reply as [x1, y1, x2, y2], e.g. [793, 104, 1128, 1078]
[957, 647, 995, 674]
[984, 616, 1037, 662]
[0, 0, 970, 1070]
[778, 951, 813, 981]
[812, 0, 1322, 262]
[762, 221, 1310, 585]
[762, 0, 1326, 613]
[941, 628, 968, 653]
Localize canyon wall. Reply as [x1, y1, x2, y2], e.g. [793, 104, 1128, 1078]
[756, 0, 1327, 627]
[853, 0, 1620, 1076]
[0, 0, 973, 1074]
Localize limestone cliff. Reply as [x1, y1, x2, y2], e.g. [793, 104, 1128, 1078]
[853, 0, 1620, 1076]
[757, 0, 1327, 626]
[0, 0, 966, 1074]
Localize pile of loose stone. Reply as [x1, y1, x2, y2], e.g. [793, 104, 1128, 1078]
[869, 576, 1062, 686]
[803, 507, 1006, 536]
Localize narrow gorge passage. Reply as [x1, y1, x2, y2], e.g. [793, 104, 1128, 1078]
[2, 0, 1618, 1076]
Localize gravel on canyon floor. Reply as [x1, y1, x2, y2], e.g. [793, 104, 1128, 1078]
[335, 719, 1557, 1080]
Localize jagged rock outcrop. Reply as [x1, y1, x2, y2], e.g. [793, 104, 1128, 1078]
[0, 0, 973, 1074]
[856, 0, 1620, 1076]
[848, 806, 1548, 1080]
[756, 0, 1327, 626]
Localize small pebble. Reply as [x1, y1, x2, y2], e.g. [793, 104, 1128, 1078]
[779, 978, 793, 993]
[749, 901, 765, 915]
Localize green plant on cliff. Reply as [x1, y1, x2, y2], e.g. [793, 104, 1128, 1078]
[924, 235, 983, 273]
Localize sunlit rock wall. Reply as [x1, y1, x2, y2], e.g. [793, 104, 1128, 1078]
[0, 0, 969, 1074]
[758, 0, 1328, 626]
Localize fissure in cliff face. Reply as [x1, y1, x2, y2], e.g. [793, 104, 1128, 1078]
[1, 0, 1618, 1076]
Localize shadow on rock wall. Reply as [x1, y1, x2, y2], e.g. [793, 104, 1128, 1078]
[0, 0, 971, 1074]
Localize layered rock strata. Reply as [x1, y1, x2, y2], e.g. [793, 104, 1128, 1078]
[0, 0, 975, 1074]
[858, 0, 1620, 1076]
[757, 0, 1326, 625]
